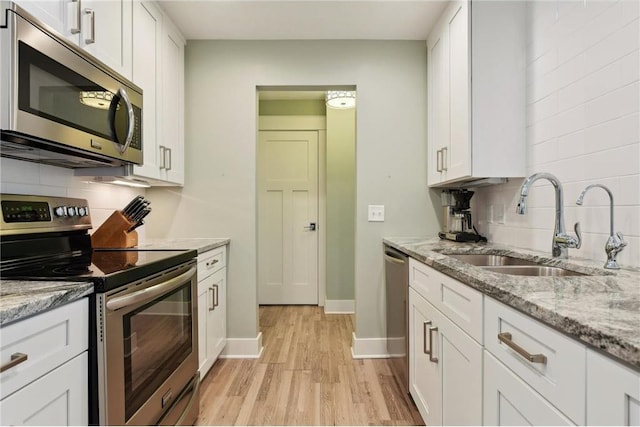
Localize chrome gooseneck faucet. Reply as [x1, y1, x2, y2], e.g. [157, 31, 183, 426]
[576, 184, 626, 269]
[516, 172, 581, 258]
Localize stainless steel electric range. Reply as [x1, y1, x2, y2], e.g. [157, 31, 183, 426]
[0, 194, 200, 426]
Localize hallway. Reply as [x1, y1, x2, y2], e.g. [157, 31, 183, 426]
[196, 305, 423, 425]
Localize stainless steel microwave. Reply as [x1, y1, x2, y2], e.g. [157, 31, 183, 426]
[0, 2, 143, 168]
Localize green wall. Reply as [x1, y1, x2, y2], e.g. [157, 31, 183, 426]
[326, 107, 356, 301]
[259, 99, 326, 116]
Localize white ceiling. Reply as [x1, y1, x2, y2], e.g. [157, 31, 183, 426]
[159, 1, 449, 40]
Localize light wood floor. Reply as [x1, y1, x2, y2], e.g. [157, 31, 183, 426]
[196, 305, 424, 426]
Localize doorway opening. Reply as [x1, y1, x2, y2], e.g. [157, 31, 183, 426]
[256, 86, 356, 312]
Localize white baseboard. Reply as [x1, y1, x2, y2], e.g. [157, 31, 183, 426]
[351, 332, 390, 359]
[219, 332, 263, 359]
[324, 299, 355, 314]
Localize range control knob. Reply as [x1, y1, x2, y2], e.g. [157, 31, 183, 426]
[77, 206, 89, 217]
[54, 206, 67, 217]
[66, 206, 77, 217]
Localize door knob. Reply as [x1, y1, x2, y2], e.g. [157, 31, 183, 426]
[303, 222, 316, 231]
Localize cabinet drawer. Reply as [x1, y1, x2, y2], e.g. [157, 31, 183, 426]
[409, 258, 483, 343]
[197, 246, 226, 280]
[484, 297, 586, 424]
[0, 299, 89, 399]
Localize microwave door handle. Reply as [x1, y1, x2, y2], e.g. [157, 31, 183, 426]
[115, 87, 135, 154]
[106, 266, 196, 311]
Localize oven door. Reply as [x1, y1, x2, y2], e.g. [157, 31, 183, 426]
[98, 261, 199, 426]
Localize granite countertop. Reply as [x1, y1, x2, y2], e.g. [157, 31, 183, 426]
[0, 281, 93, 327]
[384, 237, 640, 371]
[136, 238, 230, 254]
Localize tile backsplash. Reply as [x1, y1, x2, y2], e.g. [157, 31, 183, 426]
[0, 157, 146, 238]
[473, 0, 639, 267]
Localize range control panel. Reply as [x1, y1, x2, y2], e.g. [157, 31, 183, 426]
[0, 194, 92, 234]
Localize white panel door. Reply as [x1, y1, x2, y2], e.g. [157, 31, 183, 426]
[426, 22, 448, 186]
[258, 130, 319, 305]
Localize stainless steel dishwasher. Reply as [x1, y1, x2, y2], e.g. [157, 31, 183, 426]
[384, 245, 409, 394]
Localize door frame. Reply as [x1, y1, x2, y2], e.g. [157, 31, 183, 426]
[257, 115, 327, 307]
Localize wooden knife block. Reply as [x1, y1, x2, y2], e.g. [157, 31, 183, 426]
[91, 210, 138, 249]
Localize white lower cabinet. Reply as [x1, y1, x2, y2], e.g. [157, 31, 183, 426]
[483, 351, 574, 426]
[587, 349, 640, 425]
[197, 245, 227, 378]
[0, 352, 88, 426]
[0, 298, 89, 425]
[409, 285, 482, 425]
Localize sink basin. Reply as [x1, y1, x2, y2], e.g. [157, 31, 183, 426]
[448, 254, 539, 267]
[482, 265, 586, 277]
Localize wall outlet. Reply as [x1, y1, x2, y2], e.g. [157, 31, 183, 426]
[368, 205, 385, 222]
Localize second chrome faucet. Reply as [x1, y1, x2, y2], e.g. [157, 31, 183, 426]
[576, 184, 626, 269]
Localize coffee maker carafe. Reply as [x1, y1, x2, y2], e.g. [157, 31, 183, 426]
[439, 189, 486, 242]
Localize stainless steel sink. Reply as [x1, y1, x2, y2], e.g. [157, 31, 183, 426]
[482, 265, 586, 277]
[448, 254, 539, 267]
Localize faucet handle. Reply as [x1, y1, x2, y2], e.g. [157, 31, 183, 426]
[574, 222, 582, 249]
[616, 232, 627, 248]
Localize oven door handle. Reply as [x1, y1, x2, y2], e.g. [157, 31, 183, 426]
[106, 266, 196, 311]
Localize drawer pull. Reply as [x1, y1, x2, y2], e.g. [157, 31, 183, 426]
[423, 321, 432, 354]
[0, 352, 28, 373]
[428, 326, 439, 363]
[206, 259, 219, 268]
[498, 332, 547, 364]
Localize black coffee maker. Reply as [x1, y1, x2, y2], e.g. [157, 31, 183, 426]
[439, 190, 486, 243]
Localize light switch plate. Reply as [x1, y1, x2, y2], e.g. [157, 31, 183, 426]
[368, 205, 385, 222]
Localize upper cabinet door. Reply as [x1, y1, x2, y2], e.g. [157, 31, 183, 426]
[160, 17, 185, 185]
[426, 0, 470, 186]
[446, 1, 471, 181]
[80, 0, 133, 79]
[14, 0, 81, 43]
[132, 0, 163, 181]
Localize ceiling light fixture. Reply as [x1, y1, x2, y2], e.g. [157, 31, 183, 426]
[326, 91, 356, 109]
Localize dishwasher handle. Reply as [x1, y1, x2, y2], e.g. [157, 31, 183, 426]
[384, 250, 406, 265]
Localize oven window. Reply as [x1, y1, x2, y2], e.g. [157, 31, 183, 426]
[17, 41, 132, 145]
[122, 283, 193, 420]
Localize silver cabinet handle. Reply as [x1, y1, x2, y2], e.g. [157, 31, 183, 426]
[441, 147, 448, 171]
[213, 284, 219, 308]
[166, 148, 172, 171]
[0, 352, 28, 373]
[84, 8, 95, 44]
[206, 259, 219, 269]
[422, 320, 432, 354]
[159, 146, 166, 169]
[70, 0, 81, 34]
[208, 287, 214, 311]
[428, 326, 439, 363]
[436, 149, 442, 172]
[498, 332, 547, 364]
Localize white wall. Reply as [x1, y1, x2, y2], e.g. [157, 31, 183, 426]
[1, 157, 147, 234]
[473, 0, 640, 268]
[146, 40, 441, 342]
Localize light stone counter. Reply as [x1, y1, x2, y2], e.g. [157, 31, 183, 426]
[137, 238, 230, 254]
[0, 280, 93, 326]
[384, 237, 640, 371]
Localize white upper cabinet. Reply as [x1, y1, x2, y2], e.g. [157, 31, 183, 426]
[80, 0, 132, 78]
[15, 0, 132, 79]
[130, 0, 185, 186]
[427, 0, 527, 187]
